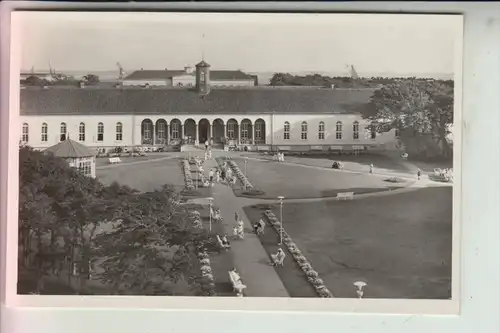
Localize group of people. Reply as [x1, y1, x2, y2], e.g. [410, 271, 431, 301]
[273, 152, 285, 162]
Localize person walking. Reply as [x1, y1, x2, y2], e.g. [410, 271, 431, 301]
[417, 168, 421, 180]
[205, 140, 209, 151]
[369, 163, 374, 174]
[235, 212, 239, 223]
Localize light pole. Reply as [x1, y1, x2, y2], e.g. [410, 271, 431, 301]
[277, 196, 285, 245]
[353, 281, 367, 299]
[196, 170, 199, 190]
[208, 197, 214, 233]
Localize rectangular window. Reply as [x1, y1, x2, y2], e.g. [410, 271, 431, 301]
[78, 160, 92, 177]
[255, 123, 262, 141]
[227, 123, 236, 139]
[319, 132, 325, 140]
[171, 123, 179, 139]
[336, 132, 342, 140]
[241, 123, 249, 139]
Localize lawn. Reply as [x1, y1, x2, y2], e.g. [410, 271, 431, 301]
[96, 158, 186, 193]
[242, 152, 412, 175]
[243, 186, 453, 299]
[95, 153, 176, 167]
[231, 157, 410, 199]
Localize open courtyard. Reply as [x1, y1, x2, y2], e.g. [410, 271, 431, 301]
[94, 149, 453, 299]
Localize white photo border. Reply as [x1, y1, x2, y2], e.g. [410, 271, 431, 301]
[1, 2, 499, 333]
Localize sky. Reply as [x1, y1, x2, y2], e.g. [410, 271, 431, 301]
[15, 12, 462, 76]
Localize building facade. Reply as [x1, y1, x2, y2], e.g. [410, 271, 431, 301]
[19, 61, 400, 152]
[122, 64, 256, 88]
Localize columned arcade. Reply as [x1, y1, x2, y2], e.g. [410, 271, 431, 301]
[141, 118, 266, 146]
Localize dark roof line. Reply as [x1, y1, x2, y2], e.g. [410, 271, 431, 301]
[20, 87, 374, 116]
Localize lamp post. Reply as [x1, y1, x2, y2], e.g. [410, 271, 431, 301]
[208, 197, 214, 233]
[277, 196, 285, 245]
[353, 281, 367, 299]
[196, 170, 199, 190]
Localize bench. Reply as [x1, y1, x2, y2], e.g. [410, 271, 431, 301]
[108, 157, 122, 164]
[228, 271, 246, 296]
[216, 235, 230, 251]
[336, 192, 354, 200]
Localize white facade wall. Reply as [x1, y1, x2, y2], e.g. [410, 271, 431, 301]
[20, 113, 399, 150]
[171, 77, 255, 87]
[270, 114, 398, 147]
[122, 79, 168, 87]
[172, 75, 196, 87]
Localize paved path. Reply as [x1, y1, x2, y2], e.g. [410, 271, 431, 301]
[201, 156, 290, 297]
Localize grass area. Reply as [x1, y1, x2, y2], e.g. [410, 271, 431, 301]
[95, 153, 176, 167]
[243, 187, 452, 299]
[243, 152, 412, 174]
[96, 157, 210, 198]
[96, 158, 185, 192]
[231, 157, 409, 199]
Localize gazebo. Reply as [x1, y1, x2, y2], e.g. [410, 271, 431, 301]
[44, 138, 96, 178]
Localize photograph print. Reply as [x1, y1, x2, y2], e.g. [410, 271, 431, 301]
[15, 12, 461, 301]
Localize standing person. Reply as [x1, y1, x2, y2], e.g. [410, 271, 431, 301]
[221, 168, 226, 182]
[209, 169, 215, 184]
[417, 168, 421, 180]
[369, 163, 374, 174]
[205, 140, 209, 151]
[235, 212, 239, 223]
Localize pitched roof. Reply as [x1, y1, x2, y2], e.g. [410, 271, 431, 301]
[123, 70, 185, 80]
[20, 87, 375, 116]
[44, 138, 94, 158]
[210, 70, 252, 81]
[124, 69, 252, 81]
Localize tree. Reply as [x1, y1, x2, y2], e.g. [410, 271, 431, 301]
[361, 79, 454, 159]
[23, 75, 49, 87]
[82, 74, 100, 85]
[94, 185, 214, 295]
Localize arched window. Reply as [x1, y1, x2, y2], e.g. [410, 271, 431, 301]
[318, 121, 325, 140]
[336, 121, 343, 140]
[284, 121, 290, 140]
[21, 123, 29, 143]
[79, 122, 85, 141]
[116, 122, 123, 141]
[60, 122, 67, 141]
[41, 123, 48, 142]
[97, 122, 104, 142]
[353, 121, 359, 140]
[301, 121, 308, 140]
[241, 122, 249, 140]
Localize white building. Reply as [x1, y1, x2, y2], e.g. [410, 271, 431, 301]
[122, 63, 256, 88]
[19, 60, 399, 153]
